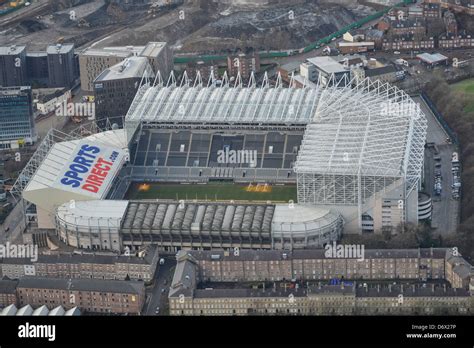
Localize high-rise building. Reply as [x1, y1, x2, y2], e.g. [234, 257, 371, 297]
[26, 52, 49, 84]
[78, 46, 141, 92]
[94, 56, 154, 127]
[79, 42, 172, 92]
[139, 42, 173, 78]
[0, 86, 36, 149]
[0, 45, 27, 87]
[47, 43, 76, 88]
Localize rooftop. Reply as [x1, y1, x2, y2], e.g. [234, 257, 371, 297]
[126, 83, 321, 124]
[0, 86, 31, 96]
[306, 56, 348, 74]
[0, 279, 19, 294]
[186, 248, 449, 262]
[140, 42, 168, 58]
[46, 44, 74, 55]
[0, 45, 26, 55]
[95, 57, 154, 82]
[417, 53, 449, 64]
[0, 245, 157, 266]
[294, 78, 427, 183]
[18, 277, 145, 295]
[80, 47, 139, 58]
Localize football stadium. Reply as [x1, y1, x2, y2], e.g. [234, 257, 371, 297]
[12, 72, 427, 252]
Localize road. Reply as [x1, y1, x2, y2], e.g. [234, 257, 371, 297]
[144, 256, 175, 316]
[0, 199, 27, 244]
[414, 96, 460, 235]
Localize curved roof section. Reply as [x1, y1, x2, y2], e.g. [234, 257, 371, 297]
[272, 205, 342, 234]
[56, 200, 128, 229]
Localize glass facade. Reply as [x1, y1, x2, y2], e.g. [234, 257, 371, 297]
[0, 86, 35, 147]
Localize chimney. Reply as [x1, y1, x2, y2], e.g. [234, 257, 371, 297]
[377, 284, 380, 293]
[432, 284, 435, 293]
[389, 284, 392, 292]
[444, 284, 447, 293]
[412, 285, 415, 293]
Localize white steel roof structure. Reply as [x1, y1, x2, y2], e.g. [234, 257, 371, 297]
[294, 77, 427, 208]
[125, 71, 321, 126]
[125, 71, 426, 208]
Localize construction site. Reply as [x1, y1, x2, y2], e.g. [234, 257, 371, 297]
[0, 0, 376, 54]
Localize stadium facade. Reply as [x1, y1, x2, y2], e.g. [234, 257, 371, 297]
[13, 71, 427, 252]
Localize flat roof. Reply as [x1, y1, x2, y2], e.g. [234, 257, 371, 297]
[46, 44, 74, 55]
[56, 200, 128, 229]
[338, 42, 375, 47]
[95, 57, 153, 82]
[416, 53, 448, 64]
[80, 45, 144, 58]
[0, 86, 31, 96]
[0, 45, 26, 55]
[140, 42, 167, 58]
[306, 57, 347, 74]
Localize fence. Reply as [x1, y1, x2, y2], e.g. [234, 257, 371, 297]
[420, 91, 459, 146]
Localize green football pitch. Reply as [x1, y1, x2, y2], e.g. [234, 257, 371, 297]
[126, 182, 297, 203]
[452, 78, 474, 113]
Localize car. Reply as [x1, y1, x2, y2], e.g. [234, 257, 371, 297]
[4, 227, 10, 232]
[161, 288, 166, 293]
[155, 307, 160, 314]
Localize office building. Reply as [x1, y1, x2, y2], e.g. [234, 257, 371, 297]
[0, 86, 36, 149]
[47, 44, 76, 88]
[0, 45, 27, 87]
[94, 56, 154, 127]
[140, 42, 173, 78]
[26, 52, 49, 84]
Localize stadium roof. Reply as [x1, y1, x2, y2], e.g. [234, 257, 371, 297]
[121, 201, 275, 233]
[19, 129, 129, 213]
[126, 81, 321, 125]
[294, 77, 427, 186]
[56, 200, 128, 230]
[272, 205, 342, 235]
[125, 73, 426, 191]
